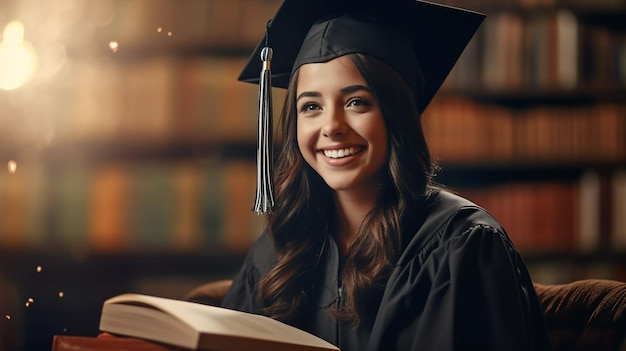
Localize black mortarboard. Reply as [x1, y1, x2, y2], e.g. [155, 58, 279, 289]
[242, 0, 485, 214]
[239, 0, 485, 112]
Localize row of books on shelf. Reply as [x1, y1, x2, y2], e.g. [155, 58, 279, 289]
[2, 55, 290, 150]
[456, 169, 626, 252]
[0, 157, 624, 254]
[424, 96, 626, 162]
[74, 56, 258, 142]
[0, 159, 264, 252]
[446, 7, 626, 90]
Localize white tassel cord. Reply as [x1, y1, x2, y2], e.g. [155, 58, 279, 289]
[253, 45, 275, 215]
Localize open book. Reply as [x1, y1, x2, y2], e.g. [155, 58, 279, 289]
[99, 293, 340, 351]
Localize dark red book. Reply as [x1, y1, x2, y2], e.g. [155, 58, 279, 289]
[51, 335, 187, 351]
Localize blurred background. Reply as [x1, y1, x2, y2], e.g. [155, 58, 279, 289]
[0, 0, 624, 350]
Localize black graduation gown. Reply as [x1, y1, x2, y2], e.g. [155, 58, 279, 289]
[222, 190, 552, 351]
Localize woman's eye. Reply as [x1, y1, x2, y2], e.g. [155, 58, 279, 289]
[347, 98, 371, 108]
[299, 102, 320, 113]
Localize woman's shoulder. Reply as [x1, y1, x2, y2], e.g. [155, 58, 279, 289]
[239, 231, 278, 275]
[425, 189, 502, 231]
[400, 190, 509, 264]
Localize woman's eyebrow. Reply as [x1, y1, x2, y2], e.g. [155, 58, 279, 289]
[296, 91, 321, 103]
[341, 84, 371, 94]
[296, 85, 371, 103]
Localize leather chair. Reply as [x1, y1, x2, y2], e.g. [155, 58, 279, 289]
[534, 280, 626, 351]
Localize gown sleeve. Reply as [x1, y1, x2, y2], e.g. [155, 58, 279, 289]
[370, 221, 551, 351]
[221, 233, 274, 314]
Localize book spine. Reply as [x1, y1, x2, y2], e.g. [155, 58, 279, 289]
[611, 170, 626, 250]
[171, 161, 203, 251]
[88, 163, 131, 251]
[49, 164, 91, 250]
[128, 163, 176, 250]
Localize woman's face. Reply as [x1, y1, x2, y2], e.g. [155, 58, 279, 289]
[296, 55, 388, 193]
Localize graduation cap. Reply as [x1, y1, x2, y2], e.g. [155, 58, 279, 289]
[241, 0, 485, 214]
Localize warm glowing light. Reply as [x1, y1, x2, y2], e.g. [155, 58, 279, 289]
[7, 160, 17, 174]
[25, 302, 30, 307]
[157, 27, 162, 33]
[58, 291, 64, 298]
[167, 31, 172, 37]
[27, 298, 34, 303]
[5, 315, 10, 320]
[36, 265, 42, 272]
[0, 20, 38, 91]
[108, 41, 118, 53]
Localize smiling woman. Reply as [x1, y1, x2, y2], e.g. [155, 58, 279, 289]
[221, 1, 552, 350]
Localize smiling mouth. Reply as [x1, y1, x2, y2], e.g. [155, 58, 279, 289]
[322, 147, 363, 159]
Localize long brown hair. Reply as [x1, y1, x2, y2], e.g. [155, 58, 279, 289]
[259, 53, 436, 327]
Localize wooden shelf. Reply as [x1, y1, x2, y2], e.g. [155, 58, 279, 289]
[436, 161, 624, 186]
[523, 249, 626, 263]
[440, 87, 626, 107]
[2, 249, 623, 282]
[0, 249, 247, 279]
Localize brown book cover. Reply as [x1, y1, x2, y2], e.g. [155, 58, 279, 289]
[51, 335, 188, 351]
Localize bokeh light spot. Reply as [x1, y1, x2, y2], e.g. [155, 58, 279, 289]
[108, 41, 118, 53]
[7, 160, 17, 174]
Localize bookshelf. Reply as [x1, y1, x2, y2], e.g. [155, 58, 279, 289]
[0, 0, 625, 350]
[431, 0, 626, 283]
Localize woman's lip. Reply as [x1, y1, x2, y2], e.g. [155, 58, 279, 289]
[321, 152, 357, 166]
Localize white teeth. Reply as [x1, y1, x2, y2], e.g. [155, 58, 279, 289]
[323, 147, 360, 159]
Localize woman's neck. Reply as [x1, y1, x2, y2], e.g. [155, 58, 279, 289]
[333, 188, 380, 255]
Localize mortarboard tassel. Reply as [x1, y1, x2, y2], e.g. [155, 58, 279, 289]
[253, 22, 274, 215]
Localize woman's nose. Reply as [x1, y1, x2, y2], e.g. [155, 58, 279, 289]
[321, 109, 348, 137]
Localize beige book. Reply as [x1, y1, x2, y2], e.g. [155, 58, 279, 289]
[100, 293, 339, 351]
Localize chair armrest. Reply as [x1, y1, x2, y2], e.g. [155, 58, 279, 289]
[534, 279, 626, 351]
[184, 279, 233, 306]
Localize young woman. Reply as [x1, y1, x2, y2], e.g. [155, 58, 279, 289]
[223, 1, 552, 350]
